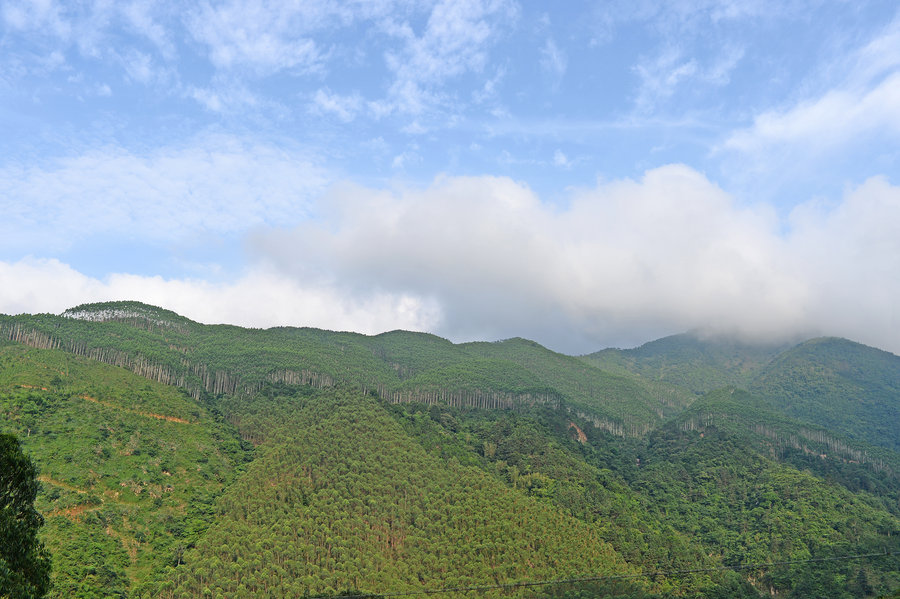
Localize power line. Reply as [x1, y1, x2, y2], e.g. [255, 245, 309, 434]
[310, 549, 899, 598]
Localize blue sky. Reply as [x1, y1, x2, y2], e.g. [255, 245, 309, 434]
[2, 0, 899, 354]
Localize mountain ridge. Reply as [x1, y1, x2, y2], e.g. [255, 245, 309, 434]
[2, 301, 900, 597]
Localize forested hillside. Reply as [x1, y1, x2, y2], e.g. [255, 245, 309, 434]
[584, 333, 788, 395]
[0, 340, 248, 596]
[1, 301, 899, 598]
[749, 338, 900, 452]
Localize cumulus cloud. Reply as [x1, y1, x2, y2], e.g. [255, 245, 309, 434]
[0, 258, 439, 335]
[787, 176, 900, 346]
[3, 164, 898, 355]
[0, 136, 329, 253]
[244, 167, 900, 354]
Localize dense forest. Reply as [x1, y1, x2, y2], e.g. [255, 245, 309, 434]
[1, 301, 899, 598]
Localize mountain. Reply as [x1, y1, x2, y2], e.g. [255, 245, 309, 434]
[165, 391, 645, 598]
[749, 337, 900, 452]
[584, 332, 789, 395]
[0, 340, 248, 597]
[1, 301, 899, 598]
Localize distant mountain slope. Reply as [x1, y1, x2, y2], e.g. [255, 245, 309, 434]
[585, 333, 787, 394]
[750, 337, 900, 452]
[463, 337, 694, 436]
[583, 333, 900, 455]
[1, 301, 680, 437]
[634, 395, 900, 596]
[670, 387, 900, 499]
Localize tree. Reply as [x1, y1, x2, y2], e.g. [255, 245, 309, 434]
[1, 433, 51, 599]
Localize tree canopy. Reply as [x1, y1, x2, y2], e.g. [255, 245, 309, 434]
[1, 433, 50, 599]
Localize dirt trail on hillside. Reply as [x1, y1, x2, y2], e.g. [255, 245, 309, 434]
[45, 504, 100, 520]
[38, 475, 87, 494]
[79, 394, 192, 424]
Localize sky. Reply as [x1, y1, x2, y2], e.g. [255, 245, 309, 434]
[1, 0, 899, 355]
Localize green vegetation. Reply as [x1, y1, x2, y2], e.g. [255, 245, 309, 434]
[584, 333, 788, 395]
[750, 337, 900, 452]
[0, 343, 248, 597]
[1, 432, 51, 599]
[0, 302, 692, 436]
[633, 410, 900, 596]
[161, 391, 643, 598]
[465, 338, 695, 435]
[1, 302, 900, 597]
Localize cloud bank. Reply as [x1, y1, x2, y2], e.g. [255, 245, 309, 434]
[0, 258, 439, 336]
[4, 166, 897, 355]
[249, 166, 900, 353]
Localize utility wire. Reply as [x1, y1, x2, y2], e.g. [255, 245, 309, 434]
[311, 549, 900, 599]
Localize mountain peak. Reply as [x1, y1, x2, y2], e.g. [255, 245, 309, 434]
[62, 300, 197, 331]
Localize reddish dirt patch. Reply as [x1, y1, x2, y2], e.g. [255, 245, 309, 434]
[138, 411, 190, 424]
[46, 504, 99, 521]
[38, 475, 87, 494]
[79, 395, 192, 424]
[567, 421, 588, 444]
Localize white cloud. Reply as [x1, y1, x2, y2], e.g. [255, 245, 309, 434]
[723, 17, 900, 159]
[593, 0, 799, 40]
[724, 71, 900, 154]
[539, 38, 566, 85]
[0, 1, 182, 96]
[552, 149, 569, 167]
[633, 44, 742, 111]
[846, 15, 900, 87]
[121, 0, 175, 59]
[1, 0, 71, 39]
[187, 82, 260, 113]
[381, 0, 517, 115]
[185, 1, 324, 75]
[310, 88, 364, 122]
[391, 146, 421, 169]
[786, 176, 900, 349]
[471, 65, 505, 104]
[0, 258, 440, 335]
[0, 136, 329, 253]
[3, 166, 898, 354]
[119, 48, 166, 85]
[183, 0, 414, 77]
[244, 167, 900, 354]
